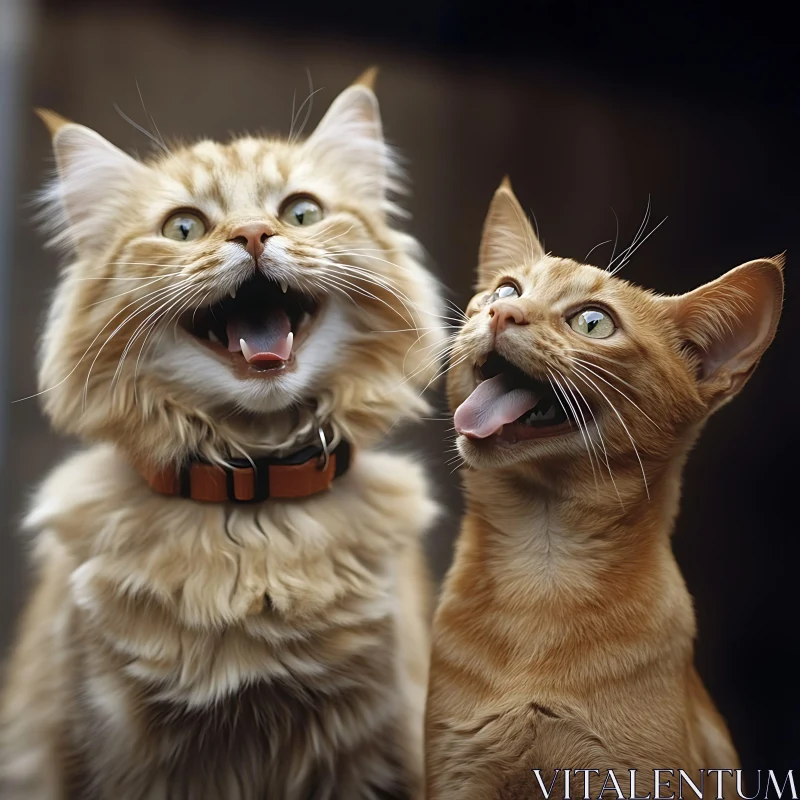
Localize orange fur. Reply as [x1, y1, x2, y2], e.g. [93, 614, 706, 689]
[425, 180, 783, 798]
[1, 74, 445, 799]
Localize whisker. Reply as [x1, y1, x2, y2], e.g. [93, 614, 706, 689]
[113, 102, 170, 157]
[141, 285, 210, 381]
[82, 274, 186, 309]
[561, 346, 630, 367]
[315, 269, 415, 328]
[609, 195, 651, 272]
[401, 338, 455, 384]
[372, 325, 457, 334]
[314, 228, 356, 249]
[325, 249, 417, 275]
[584, 239, 613, 263]
[418, 352, 471, 394]
[441, 298, 469, 322]
[547, 369, 599, 493]
[566, 356, 661, 430]
[571, 365, 649, 500]
[103, 287, 189, 394]
[562, 369, 624, 506]
[565, 371, 624, 506]
[317, 255, 466, 328]
[86, 281, 195, 406]
[136, 78, 171, 155]
[610, 215, 668, 275]
[325, 262, 420, 326]
[288, 72, 323, 145]
[13, 280, 189, 404]
[122, 284, 206, 395]
[607, 207, 620, 269]
[306, 275, 362, 313]
[73, 272, 184, 282]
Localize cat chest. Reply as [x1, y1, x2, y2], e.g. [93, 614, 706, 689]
[75, 660, 404, 799]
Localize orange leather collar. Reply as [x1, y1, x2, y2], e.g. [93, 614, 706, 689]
[138, 440, 353, 503]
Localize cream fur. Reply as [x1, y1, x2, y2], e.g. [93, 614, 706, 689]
[5, 447, 436, 798]
[2, 74, 444, 799]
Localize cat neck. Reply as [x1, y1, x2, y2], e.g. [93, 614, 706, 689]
[445, 456, 697, 685]
[458, 451, 689, 605]
[112, 391, 341, 470]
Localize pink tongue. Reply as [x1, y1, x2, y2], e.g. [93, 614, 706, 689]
[454, 374, 540, 439]
[226, 307, 292, 362]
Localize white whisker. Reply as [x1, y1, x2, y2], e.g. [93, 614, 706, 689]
[566, 356, 661, 430]
[547, 369, 599, 493]
[571, 364, 650, 500]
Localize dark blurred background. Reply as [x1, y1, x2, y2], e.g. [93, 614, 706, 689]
[1, 0, 797, 773]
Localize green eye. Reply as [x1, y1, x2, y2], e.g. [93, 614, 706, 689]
[485, 283, 520, 304]
[162, 211, 207, 242]
[280, 196, 324, 227]
[569, 308, 615, 338]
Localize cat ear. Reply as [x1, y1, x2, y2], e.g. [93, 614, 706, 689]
[303, 69, 392, 204]
[477, 177, 544, 289]
[37, 109, 147, 252]
[665, 257, 784, 409]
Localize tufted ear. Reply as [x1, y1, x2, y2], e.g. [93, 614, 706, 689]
[36, 109, 147, 253]
[303, 69, 394, 205]
[663, 257, 784, 410]
[477, 177, 544, 289]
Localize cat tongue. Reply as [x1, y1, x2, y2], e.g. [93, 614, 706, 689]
[226, 306, 293, 363]
[454, 373, 540, 439]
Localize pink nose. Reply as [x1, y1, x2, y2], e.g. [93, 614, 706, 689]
[488, 300, 527, 334]
[227, 222, 274, 261]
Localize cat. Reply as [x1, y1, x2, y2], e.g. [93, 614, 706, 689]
[425, 178, 783, 799]
[0, 70, 446, 799]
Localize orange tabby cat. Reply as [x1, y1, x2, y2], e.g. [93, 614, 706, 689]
[0, 71, 444, 799]
[425, 179, 783, 799]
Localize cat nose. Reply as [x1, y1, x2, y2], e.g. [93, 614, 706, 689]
[488, 300, 527, 333]
[227, 222, 275, 261]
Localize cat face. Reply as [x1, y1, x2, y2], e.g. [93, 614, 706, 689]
[449, 179, 783, 481]
[36, 74, 443, 463]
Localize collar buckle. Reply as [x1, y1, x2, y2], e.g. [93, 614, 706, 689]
[316, 426, 331, 472]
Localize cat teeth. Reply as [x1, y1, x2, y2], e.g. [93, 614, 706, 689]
[239, 332, 293, 364]
[229, 287, 237, 300]
[208, 330, 221, 344]
[522, 401, 558, 424]
[240, 338, 253, 361]
[279, 279, 289, 294]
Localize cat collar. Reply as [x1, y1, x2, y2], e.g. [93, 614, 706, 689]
[137, 428, 353, 503]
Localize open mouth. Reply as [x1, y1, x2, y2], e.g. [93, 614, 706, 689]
[454, 351, 576, 444]
[180, 273, 319, 374]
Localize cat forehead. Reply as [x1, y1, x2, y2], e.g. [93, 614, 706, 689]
[514, 257, 621, 297]
[474, 257, 653, 318]
[151, 137, 304, 209]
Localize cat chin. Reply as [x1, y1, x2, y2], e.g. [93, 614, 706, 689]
[148, 301, 353, 415]
[456, 428, 586, 470]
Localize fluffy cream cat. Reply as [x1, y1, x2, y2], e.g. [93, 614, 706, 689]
[0, 71, 443, 799]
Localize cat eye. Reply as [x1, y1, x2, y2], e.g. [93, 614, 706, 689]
[569, 308, 615, 339]
[485, 282, 520, 304]
[280, 196, 324, 227]
[161, 211, 207, 242]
